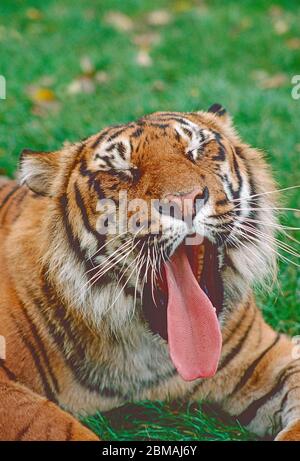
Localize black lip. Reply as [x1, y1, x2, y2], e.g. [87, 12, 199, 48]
[142, 239, 224, 341]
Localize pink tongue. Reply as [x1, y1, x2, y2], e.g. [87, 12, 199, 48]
[165, 245, 222, 381]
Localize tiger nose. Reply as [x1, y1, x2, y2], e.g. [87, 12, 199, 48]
[163, 186, 209, 220]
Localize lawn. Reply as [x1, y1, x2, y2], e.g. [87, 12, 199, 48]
[0, 0, 299, 441]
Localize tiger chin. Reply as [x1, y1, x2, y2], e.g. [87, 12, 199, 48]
[0, 105, 299, 441]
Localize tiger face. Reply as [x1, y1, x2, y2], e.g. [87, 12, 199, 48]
[20, 105, 277, 380]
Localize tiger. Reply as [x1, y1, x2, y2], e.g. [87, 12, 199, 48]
[0, 104, 299, 441]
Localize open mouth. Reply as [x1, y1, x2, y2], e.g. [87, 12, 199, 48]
[142, 239, 223, 381]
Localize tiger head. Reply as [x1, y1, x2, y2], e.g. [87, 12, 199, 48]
[20, 105, 277, 380]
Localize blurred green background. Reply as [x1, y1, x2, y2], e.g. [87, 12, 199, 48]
[0, 0, 299, 441]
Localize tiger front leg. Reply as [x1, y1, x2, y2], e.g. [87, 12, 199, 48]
[191, 309, 300, 441]
[249, 356, 300, 441]
[227, 333, 300, 441]
[273, 358, 300, 441]
[0, 377, 99, 441]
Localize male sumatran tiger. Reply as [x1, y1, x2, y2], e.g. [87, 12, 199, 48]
[0, 105, 299, 441]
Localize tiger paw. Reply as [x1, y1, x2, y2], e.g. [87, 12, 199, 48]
[275, 420, 300, 441]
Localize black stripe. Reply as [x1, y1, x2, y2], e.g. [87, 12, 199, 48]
[91, 128, 110, 148]
[234, 146, 246, 160]
[74, 182, 107, 271]
[12, 187, 28, 207]
[107, 168, 132, 182]
[237, 363, 300, 425]
[0, 359, 18, 380]
[231, 149, 243, 195]
[16, 419, 34, 441]
[16, 402, 46, 441]
[79, 158, 106, 200]
[97, 154, 115, 169]
[59, 194, 87, 263]
[106, 143, 116, 152]
[9, 311, 57, 402]
[92, 124, 133, 148]
[108, 127, 127, 141]
[148, 122, 169, 130]
[93, 177, 106, 200]
[183, 127, 193, 138]
[117, 141, 127, 159]
[222, 300, 251, 346]
[186, 150, 195, 163]
[284, 400, 300, 418]
[212, 132, 226, 161]
[218, 308, 255, 371]
[222, 253, 240, 274]
[274, 384, 300, 422]
[59, 192, 108, 283]
[74, 182, 105, 245]
[223, 173, 240, 202]
[229, 333, 281, 397]
[20, 301, 60, 393]
[131, 127, 144, 138]
[155, 116, 189, 126]
[1, 187, 28, 223]
[244, 164, 258, 210]
[174, 130, 181, 142]
[10, 189, 29, 223]
[65, 421, 74, 441]
[0, 184, 20, 212]
[216, 198, 228, 207]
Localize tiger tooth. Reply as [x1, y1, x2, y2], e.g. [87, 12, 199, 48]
[196, 244, 205, 280]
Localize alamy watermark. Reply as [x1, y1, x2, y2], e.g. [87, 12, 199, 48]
[95, 191, 205, 245]
[0, 75, 6, 100]
[291, 75, 300, 100]
[292, 336, 300, 360]
[0, 335, 6, 360]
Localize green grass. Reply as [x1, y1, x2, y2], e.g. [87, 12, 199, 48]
[0, 0, 299, 441]
[83, 401, 258, 441]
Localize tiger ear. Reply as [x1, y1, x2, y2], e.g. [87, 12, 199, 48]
[207, 103, 232, 126]
[19, 149, 60, 196]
